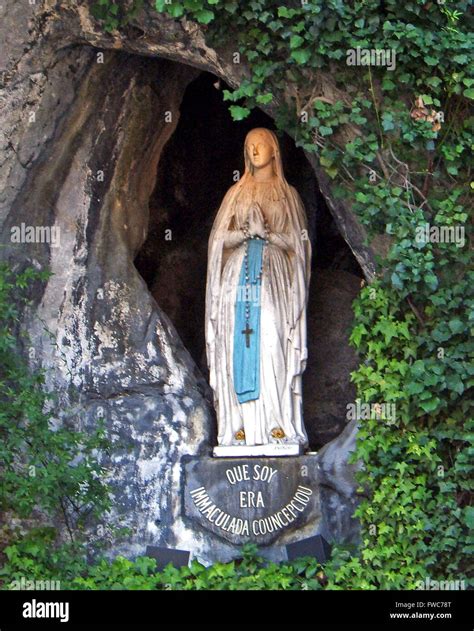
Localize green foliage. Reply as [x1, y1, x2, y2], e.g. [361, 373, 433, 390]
[151, 0, 473, 589]
[0, 528, 90, 587]
[2, 542, 325, 591]
[90, 0, 144, 32]
[0, 264, 112, 586]
[147, 544, 324, 591]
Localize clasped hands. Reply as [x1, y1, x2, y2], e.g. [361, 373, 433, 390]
[247, 202, 268, 239]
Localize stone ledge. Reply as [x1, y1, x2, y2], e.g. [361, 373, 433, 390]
[213, 444, 304, 457]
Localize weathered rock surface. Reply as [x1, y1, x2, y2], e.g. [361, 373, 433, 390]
[316, 419, 363, 546]
[1, 39, 216, 557]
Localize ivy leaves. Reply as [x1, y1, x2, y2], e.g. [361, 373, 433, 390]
[91, 0, 144, 32]
[2, 540, 326, 591]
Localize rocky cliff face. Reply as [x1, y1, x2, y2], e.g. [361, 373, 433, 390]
[0, 1, 365, 561]
[1, 16, 215, 557]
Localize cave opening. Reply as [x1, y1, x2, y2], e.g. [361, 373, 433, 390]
[134, 71, 362, 448]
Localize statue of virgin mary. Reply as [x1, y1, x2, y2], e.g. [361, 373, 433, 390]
[205, 128, 311, 454]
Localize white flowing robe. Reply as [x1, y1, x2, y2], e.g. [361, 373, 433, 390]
[205, 177, 311, 446]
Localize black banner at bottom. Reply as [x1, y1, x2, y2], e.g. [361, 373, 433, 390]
[0, 589, 471, 629]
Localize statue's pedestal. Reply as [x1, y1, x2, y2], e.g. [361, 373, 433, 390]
[213, 443, 303, 458]
[178, 421, 360, 562]
[183, 454, 324, 547]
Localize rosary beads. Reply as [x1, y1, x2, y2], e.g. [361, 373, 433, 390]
[241, 218, 270, 348]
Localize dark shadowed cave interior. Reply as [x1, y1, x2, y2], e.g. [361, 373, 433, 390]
[134, 71, 362, 449]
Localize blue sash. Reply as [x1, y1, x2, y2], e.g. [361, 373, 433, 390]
[233, 238, 264, 403]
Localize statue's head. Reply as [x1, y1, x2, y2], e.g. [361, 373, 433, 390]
[245, 128, 275, 170]
[244, 128, 283, 179]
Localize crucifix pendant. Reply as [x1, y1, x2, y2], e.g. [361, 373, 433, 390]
[242, 325, 254, 348]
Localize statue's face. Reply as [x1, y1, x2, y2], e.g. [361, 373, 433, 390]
[246, 132, 274, 170]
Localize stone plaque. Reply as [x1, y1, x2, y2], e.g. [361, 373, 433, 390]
[183, 455, 321, 546]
